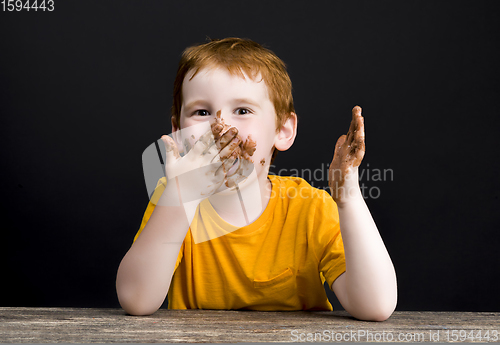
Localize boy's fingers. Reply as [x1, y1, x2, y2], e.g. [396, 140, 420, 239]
[200, 129, 216, 145]
[218, 127, 239, 149]
[211, 122, 224, 140]
[351, 107, 365, 162]
[222, 156, 238, 173]
[334, 135, 346, 154]
[218, 137, 242, 160]
[191, 130, 217, 157]
[232, 157, 254, 182]
[211, 111, 231, 142]
[355, 115, 365, 139]
[347, 106, 363, 144]
[353, 106, 364, 135]
[331, 135, 346, 166]
[353, 119, 365, 150]
[214, 155, 236, 177]
[352, 105, 362, 118]
[161, 135, 180, 163]
[351, 138, 365, 167]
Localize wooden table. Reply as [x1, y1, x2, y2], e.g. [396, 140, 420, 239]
[0, 308, 499, 343]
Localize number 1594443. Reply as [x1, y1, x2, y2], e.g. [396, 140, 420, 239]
[2, 0, 54, 11]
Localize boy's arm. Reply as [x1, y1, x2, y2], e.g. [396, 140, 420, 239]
[116, 129, 241, 315]
[116, 180, 190, 316]
[329, 106, 397, 321]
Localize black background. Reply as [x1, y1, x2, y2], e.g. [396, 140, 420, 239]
[1, 1, 499, 311]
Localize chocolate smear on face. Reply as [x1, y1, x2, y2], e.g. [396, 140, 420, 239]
[241, 135, 256, 162]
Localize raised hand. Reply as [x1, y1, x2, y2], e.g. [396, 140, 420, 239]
[329, 106, 366, 204]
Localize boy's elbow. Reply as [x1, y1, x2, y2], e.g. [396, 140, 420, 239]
[117, 287, 161, 316]
[355, 283, 398, 322]
[366, 305, 395, 322]
[119, 297, 160, 316]
[347, 297, 397, 322]
[123, 305, 159, 316]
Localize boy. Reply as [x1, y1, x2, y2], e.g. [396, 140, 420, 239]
[116, 37, 397, 321]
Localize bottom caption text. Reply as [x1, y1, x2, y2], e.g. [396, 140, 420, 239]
[290, 329, 499, 342]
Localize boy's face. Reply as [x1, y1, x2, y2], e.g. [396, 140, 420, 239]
[174, 66, 279, 180]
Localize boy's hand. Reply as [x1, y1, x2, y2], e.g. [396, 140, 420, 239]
[211, 110, 257, 188]
[329, 106, 365, 205]
[160, 126, 242, 203]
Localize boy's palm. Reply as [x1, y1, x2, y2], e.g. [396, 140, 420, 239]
[160, 122, 249, 202]
[161, 131, 226, 200]
[329, 106, 365, 203]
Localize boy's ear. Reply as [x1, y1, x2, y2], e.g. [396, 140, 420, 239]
[274, 112, 298, 151]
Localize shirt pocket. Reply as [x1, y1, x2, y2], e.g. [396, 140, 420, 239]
[253, 267, 294, 290]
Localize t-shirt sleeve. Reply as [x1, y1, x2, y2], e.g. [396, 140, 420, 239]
[133, 177, 184, 272]
[133, 176, 166, 242]
[313, 190, 346, 291]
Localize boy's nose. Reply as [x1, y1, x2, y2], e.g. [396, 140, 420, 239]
[214, 109, 227, 124]
[216, 109, 223, 120]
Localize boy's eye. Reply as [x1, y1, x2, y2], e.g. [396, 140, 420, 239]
[193, 110, 210, 116]
[236, 108, 251, 115]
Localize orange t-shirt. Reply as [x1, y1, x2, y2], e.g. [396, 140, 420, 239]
[133, 175, 346, 310]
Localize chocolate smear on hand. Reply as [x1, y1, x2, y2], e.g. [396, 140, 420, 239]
[211, 110, 257, 186]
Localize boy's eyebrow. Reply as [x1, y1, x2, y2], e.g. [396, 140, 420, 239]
[184, 98, 261, 110]
[184, 100, 210, 110]
[233, 98, 261, 109]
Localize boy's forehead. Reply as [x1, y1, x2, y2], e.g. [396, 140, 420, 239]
[182, 67, 271, 103]
[186, 66, 262, 83]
